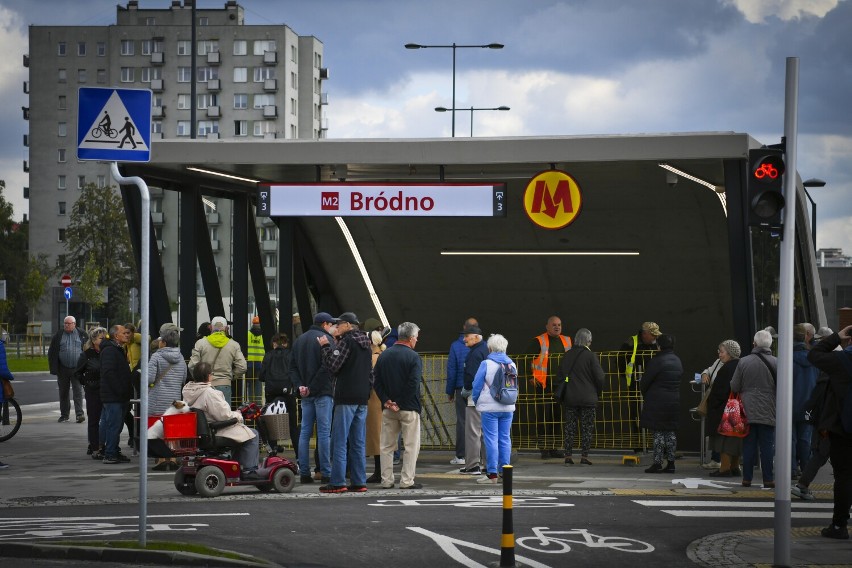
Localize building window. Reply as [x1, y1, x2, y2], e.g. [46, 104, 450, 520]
[141, 39, 152, 55]
[97, 175, 106, 188]
[291, 45, 297, 62]
[253, 94, 274, 108]
[177, 94, 191, 109]
[177, 67, 192, 82]
[97, 42, 106, 56]
[177, 40, 191, 56]
[58, 69, 67, 83]
[140, 67, 161, 82]
[58, 122, 67, 137]
[58, 228, 66, 242]
[197, 93, 219, 109]
[315, 52, 322, 68]
[253, 67, 275, 82]
[291, 98, 297, 115]
[234, 120, 248, 136]
[233, 40, 247, 55]
[177, 121, 191, 136]
[253, 40, 276, 55]
[58, 95, 67, 109]
[233, 93, 247, 109]
[57, 42, 66, 56]
[152, 39, 164, 53]
[152, 95, 163, 109]
[120, 67, 134, 82]
[198, 40, 219, 54]
[120, 40, 134, 56]
[198, 16, 209, 26]
[77, 42, 86, 56]
[253, 120, 274, 136]
[58, 175, 66, 190]
[233, 67, 247, 83]
[77, 175, 86, 189]
[290, 124, 297, 138]
[196, 66, 218, 83]
[198, 120, 219, 137]
[58, 202, 66, 215]
[146, 17, 156, 25]
[97, 69, 106, 83]
[152, 121, 162, 134]
[57, 148, 66, 162]
[291, 71, 297, 88]
[77, 69, 87, 83]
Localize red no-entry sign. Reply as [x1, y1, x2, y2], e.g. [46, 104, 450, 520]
[60, 274, 72, 287]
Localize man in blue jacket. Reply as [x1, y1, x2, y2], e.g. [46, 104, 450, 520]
[792, 323, 819, 479]
[99, 324, 133, 464]
[461, 326, 489, 475]
[290, 312, 337, 484]
[446, 317, 478, 465]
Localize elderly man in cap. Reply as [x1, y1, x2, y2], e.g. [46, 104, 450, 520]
[620, 322, 662, 453]
[188, 316, 247, 406]
[460, 325, 489, 474]
[316, 312, 373, 493]
[289, 311, 338, 484]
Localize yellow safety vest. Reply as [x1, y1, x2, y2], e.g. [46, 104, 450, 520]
[531, 333, 571, 387]
[247, 331, 265, 362]
[625, 335, 639, 386]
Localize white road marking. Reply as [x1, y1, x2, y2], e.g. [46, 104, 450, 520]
[633, 499, 834, 519]
[632, 500, 833, 508]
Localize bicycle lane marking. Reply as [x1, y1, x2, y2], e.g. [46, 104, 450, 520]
[408, 527, 552, 568]
[0, 512, 249, 541]
[369, 495, 573, 508]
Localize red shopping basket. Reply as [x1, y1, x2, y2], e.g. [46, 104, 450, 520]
[162, 412, 199, 455]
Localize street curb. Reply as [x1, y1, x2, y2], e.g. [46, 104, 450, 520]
[0, 541, 281, 567]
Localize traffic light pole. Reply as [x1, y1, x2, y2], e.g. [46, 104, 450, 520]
[774, 56, 799, 568]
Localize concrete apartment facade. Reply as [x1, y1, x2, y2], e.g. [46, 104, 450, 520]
[25, 0, 326, 332]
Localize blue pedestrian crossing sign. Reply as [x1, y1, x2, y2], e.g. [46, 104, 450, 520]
[77, 87, 152, 162]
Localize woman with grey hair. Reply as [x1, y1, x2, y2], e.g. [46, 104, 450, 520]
[555, 328, 605, 465]
[705, 340, 742, 477]
[147, 328, 187, 416]
[75, 327, 107, 458]
[472, 334, 517, 484]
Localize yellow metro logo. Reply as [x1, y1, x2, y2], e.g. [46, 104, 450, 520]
[523, 170, 583, 229]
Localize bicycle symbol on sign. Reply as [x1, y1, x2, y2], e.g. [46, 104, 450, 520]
[91, 124, 118, 139]
[516, 526, 654, 553]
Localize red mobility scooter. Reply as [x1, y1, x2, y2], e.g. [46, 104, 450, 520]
[150, 410, 298, 498]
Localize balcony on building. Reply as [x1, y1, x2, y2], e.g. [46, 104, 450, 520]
[206, 106, 221, 118]
[151, 79, 164, 92]
[207, 78, 220, 91]
[263, 78, 277, 92]
[263, 105, 277, 118]
[152, 106, 165, 118]
[23, 160, 29, 172]
[150, 186, 164, 196]
[22, 107, 29, 120]
[156, 240, 165, 252]
[263, 132, 277, 139]
[320, 117, 329, 131]
[23, 80, 29, 93]
[151, 211, 164, 224]
[23, 134, 29, 147]
[320, 92, 328, 105]
[211, 239, 220, 251]
[23, 54, 29, 67]
[264, 266, 276, 278]
[263, 50, 277, 65]
[151, 51, 164, 65]
[319, 67, 329, 80]
[207, 212, 220, 225]
[151, 131, 164, 140]
[207, 51, 220, 65]
[261, 240, 277, 251]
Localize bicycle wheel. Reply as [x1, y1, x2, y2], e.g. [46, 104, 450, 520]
[91, 127, 102, 139]
[595, 536, 654, 553]
[515, 536, 572, 553]
[0, 398, 22, 442]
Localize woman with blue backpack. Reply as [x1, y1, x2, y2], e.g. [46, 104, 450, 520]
[472, 334, 517, 485]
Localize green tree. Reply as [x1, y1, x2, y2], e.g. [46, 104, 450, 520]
[61, 183, 136, 323]
[77, 255, 105, 322]
[0, 182, 31, 332]
[22, 255, 51, 323]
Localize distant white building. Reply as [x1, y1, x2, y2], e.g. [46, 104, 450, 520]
[24, 0, 327, 332]
[816, 248, 852, 267]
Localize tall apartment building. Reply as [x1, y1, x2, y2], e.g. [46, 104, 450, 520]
[25, 0, 327, 331]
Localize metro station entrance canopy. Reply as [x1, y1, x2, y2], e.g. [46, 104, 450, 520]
[121, 132, 823, 381]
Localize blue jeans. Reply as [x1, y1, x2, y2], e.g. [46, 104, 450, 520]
[743, 423, 775, 483]
[330, 404, 367, 486]
[792, 420, 813, 474]
[100, 402, 126, 458]
[214, 385, 232, 407]
[298, 395, 332, 479]
[481, 410, 514, 476]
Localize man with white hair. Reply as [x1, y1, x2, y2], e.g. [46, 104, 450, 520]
[48, 315, 88, 423]
[188, 316, 247, 406]
[730, 329, 778, 489]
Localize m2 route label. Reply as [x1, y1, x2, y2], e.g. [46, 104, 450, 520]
[257, 183, 507, 217]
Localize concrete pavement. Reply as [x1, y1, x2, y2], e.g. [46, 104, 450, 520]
[1, 399, 850, 566]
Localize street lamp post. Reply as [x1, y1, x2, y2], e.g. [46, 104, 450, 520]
[405, 42, 504, 137]
[435, 106, 510, 137]
[802, 178, 826, 253]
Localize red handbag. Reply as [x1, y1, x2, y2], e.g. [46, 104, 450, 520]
[717, 393, 750, 438]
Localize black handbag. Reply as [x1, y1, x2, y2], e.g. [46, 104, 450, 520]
[553, 350, 583, 402]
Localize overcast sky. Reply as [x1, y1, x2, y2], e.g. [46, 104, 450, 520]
[2, 0, 850, 253]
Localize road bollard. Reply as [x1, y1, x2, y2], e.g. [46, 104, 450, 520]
[500, 464, 515, 567]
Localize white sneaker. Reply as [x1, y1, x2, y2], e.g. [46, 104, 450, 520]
[476, 474, 498, 484]
[702, 460, 721, 470]
[450, 457, 465, 465]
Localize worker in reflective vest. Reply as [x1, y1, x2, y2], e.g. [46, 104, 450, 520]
[246, 316, 265, 402]
[525, 316, 572, 459]
[619, 321, 661, 453]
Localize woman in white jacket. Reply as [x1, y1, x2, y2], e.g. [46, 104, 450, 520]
[472, 334, 517, 484]
[182, 361, 260, 478]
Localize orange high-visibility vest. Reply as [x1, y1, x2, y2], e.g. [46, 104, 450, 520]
[531, 333, 571, 387]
